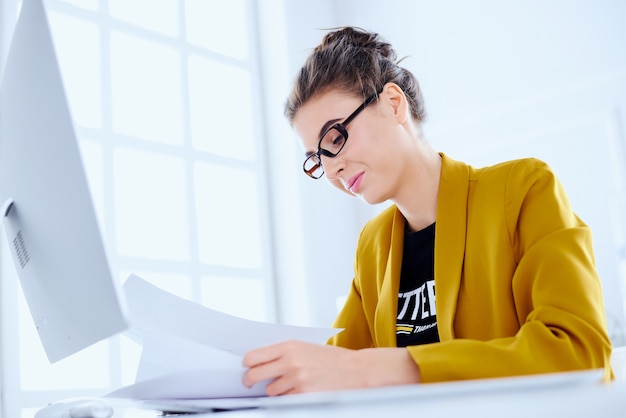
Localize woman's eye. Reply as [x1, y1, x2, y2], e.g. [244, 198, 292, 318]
[323, 128, 344, 150]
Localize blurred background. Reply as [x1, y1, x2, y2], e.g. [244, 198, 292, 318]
[1, 0, 625, 416]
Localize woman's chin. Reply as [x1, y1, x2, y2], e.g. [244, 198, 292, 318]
[359, 192, 387, 206]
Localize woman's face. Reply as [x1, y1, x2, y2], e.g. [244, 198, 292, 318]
[293, 85, 412, 205]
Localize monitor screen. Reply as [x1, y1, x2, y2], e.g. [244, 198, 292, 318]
[0, 0, 128, 363]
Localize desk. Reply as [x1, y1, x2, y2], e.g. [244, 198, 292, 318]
[106, 371, 626, 418]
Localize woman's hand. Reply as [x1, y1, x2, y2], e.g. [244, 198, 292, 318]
[242, 340, 420, 396]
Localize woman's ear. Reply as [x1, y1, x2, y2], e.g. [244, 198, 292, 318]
[382, 82, 409, 125]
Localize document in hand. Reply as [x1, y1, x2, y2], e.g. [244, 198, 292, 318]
[107, 274, 342, 400]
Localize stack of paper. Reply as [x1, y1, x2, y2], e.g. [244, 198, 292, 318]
[107, 274, 340, 400]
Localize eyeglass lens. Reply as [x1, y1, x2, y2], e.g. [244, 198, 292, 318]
[303, 155, 324, 179]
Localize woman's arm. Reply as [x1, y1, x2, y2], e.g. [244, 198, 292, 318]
[242, 341, 420, 396]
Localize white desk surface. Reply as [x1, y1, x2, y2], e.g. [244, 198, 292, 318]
[107, 370, 626, 418]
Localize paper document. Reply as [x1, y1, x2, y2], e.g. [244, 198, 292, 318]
[107, 274, 341, 400]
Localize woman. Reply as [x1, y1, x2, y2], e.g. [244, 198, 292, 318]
[242, 27, 612, 396]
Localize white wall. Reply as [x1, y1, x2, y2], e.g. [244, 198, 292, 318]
[281, 0, 626, 343]
[280, 0, 376, 328]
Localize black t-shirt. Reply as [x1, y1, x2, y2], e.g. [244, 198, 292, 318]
[396, 222, 439, 347]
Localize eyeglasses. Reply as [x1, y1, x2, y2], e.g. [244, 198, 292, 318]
[303, 90, 381, 179]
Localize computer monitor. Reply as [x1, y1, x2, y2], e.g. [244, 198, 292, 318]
[0, 0, 128, 363]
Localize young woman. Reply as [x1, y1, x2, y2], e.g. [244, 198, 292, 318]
[242, 26, 612, 396]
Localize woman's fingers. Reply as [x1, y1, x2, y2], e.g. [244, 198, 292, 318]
[242, 340, 295, 388]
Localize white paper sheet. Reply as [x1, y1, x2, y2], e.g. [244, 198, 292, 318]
[107, 274, 342, 400]
[122, 274, 342, 355]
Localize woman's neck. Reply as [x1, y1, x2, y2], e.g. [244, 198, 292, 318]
[393, 139, 442, 233]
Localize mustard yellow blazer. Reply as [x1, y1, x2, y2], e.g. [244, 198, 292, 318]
[329, 154, 612, 382]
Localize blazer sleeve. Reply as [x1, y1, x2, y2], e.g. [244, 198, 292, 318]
[327, 279, 374, 349]
[328, 231, 375, 349]
[407, 159, 612, 382]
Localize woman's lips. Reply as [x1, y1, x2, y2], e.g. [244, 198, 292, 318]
[347, 172, 364, 193]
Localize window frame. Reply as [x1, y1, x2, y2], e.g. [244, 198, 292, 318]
[0, 0, 308, 416]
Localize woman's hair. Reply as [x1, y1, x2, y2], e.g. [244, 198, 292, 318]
[284, 27, 426, 124]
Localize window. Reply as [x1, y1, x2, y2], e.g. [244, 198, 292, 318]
[0, 0, 280, 416]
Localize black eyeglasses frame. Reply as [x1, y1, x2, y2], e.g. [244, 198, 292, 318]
[302, 90, 381, 179]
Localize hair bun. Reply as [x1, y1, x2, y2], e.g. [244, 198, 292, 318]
[285, 26, 425, 125]
[319, 27, 397, 62]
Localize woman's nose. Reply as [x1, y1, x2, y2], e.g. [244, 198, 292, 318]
[321, 155, 345, 180]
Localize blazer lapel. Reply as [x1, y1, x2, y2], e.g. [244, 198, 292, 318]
[374, 207, 405, 347]
[434, 154, 469, 341]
